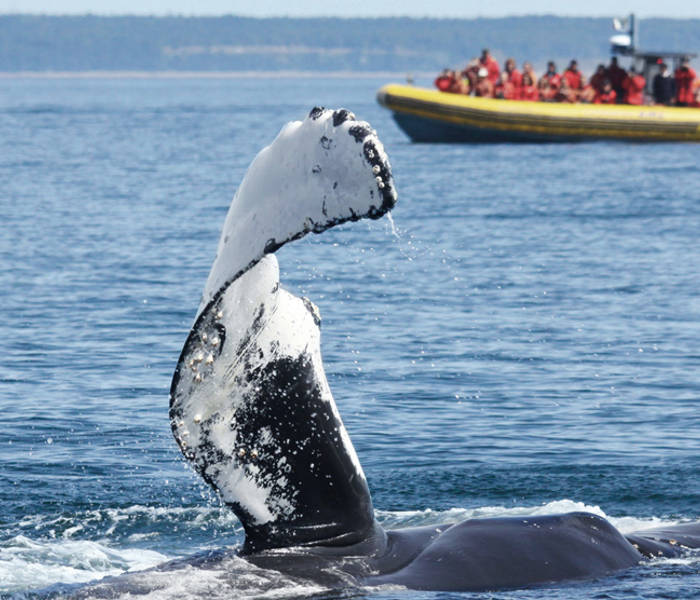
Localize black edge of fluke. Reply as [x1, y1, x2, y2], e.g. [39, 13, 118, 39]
[309, 106, 326, 119]
[332, 108, 355, 126]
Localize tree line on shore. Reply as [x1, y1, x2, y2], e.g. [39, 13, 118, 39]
[1, 15, 699, 72]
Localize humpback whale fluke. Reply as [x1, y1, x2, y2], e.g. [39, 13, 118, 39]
[196, 106, 395, 315]
[170, 108, 394, 553]
[169, 108, 700, 591]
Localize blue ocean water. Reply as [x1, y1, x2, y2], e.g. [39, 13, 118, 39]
[0, 75, 698, 598]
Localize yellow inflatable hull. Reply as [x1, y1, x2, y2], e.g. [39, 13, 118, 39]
[377, 83, 700, 142]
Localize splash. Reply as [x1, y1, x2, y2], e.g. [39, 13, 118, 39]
[0, 535, 168, 593]
[385, 212, 400, 239]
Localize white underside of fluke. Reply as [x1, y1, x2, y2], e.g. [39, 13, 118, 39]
[198, 108, 394, 316]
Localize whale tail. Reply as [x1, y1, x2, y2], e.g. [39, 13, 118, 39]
[170, 108, 396, 552]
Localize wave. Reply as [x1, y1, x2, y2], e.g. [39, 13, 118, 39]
[3, 500, 696, 597]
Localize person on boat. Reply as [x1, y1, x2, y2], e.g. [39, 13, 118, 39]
[605, 57, 627, 103]
[562, 60, 585, 102]
[479, 48, 501, 84]
[621, 66, 646, 105]
[674, 57, 697, 107]
[580, 64, 606, 102]
[434, 69, 455, 92]
[460, 58, 481, 90]
[589, 64, 607, 93]
[522, 62, 538, 89]
[519, 72, 540, 101]
[593, 79, 617, 104]
[494, 71, 518, 100]
[474, 67, 495, 97]
[652, 62, 676, 105]
[503, 58, 523, 87]
[538, 61, 561, 101]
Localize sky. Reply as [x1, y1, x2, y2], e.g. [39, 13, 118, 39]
[2, 0, 700, 18]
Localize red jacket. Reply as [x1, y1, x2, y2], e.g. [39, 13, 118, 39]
[594, 89, 617, 104]
[434, 75, 454, 92]
[520, 85, 539, 101]
[622, 74, 645, 105]
[495, 80, 518, 100]
[563, 69, 583, 90]
[539, 73, 561, 101]
[675, 67, 697, 105]
[481, 56, 501, 84]
[506, 69, 523, 87]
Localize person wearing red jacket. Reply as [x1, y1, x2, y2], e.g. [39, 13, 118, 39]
[519, 73, 540, 101]
[494, 72, 518, 100]
[675, 57, 697, 106]
[504, 58, 523, 86]
[562, 60, 585, 102]
[479, 48, 501, 85]
[434, 69, 455, 92]
[621, 67, 646, 105]
[594, 80, 617, 104]
[538, 61, 561, 101]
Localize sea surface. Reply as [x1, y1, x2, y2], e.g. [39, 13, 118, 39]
[0, 75, 698, 599]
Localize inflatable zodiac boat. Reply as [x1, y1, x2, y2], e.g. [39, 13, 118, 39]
[377, 83, 700, 143]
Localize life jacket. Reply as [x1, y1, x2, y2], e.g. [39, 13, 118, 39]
[480, 56, 501, 84]
[539, 73, 561, 101]
[495, 80, 517, 100]
[594, 89, 617, 104]
[520, 85, 539, 101]
[506, 69, 523, 87]
[622, 74, 645, 105]
[675, 67, 697, 105]
[563, 69, 583, 90]
[434, 75, 453, 92]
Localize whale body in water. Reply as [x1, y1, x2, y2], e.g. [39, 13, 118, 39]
[57, 108, 700, 597]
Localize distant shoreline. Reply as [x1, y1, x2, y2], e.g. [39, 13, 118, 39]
[0, 70, 429, 80]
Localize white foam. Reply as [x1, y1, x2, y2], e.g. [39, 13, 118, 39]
[375, 499, 682, 534]
[53, 554, 327, 600]
[0, 535, 167, 593]
[15, 504, 242, 539]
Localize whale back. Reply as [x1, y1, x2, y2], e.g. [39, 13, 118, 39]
[170, 108, 395, 552]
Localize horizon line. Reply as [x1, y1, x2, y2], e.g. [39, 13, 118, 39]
[2, 11, 699, 21]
